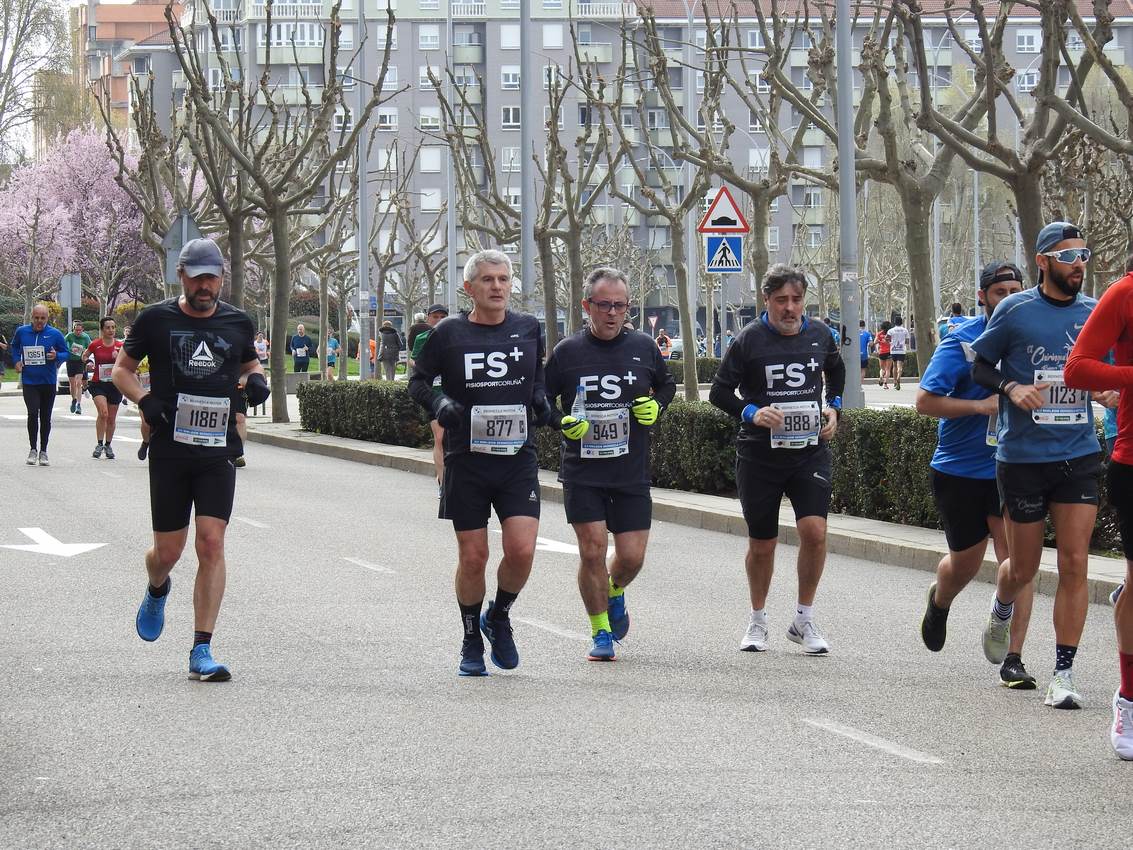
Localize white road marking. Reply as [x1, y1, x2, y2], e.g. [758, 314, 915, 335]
[233, 516, 270, 529]
[803, 718, 944, 765]
[488, 529, 579, 555]
[513, 617, 589, 641]
[0, 527, 105, 558]
[97, 471, 123, 480]
[343, 556, 396, 575]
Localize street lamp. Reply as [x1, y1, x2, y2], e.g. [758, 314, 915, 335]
[835, 0, 863, 408]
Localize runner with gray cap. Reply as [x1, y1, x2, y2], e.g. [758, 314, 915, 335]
[112, 238, 270, 683]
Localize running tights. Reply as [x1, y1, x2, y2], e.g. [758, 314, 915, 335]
[22, 383, 56, 450]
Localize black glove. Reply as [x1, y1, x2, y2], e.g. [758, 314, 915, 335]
[139, 394, 173, 431]
[433, 395, 465, 429]
[244, 372, 270, 407]
[532, 395, 557, 428]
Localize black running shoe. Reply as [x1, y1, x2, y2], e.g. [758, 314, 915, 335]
[459, 639, 488, 677]
[1000, 654, 1037, 690]
[920, 581, 949, 652]
[480, 603, 519, 669]
[137, 441, 149, 461]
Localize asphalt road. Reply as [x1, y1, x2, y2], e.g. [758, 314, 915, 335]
[0, 394, 1128, 849]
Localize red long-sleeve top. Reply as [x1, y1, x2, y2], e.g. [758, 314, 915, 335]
[1064, 271, 1133, 464]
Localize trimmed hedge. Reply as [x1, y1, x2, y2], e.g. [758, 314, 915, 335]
[296, 381, 1120, 552]
[862, 352, 920, 378]
[670, 357, 721, 385]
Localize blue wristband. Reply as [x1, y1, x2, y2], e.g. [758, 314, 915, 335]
[829, 396, 843, 411]
[741, 403, 759, 423]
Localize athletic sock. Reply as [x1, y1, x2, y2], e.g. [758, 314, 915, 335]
[929, 587, 949, 613]
[795, 603, 814, 624]
[1003, 652, 1022, 666]
[459, 600, 483, 643]
[149, 577, 171, 598]
[1120, 652, 1133, 702]
[992, 597, 1014, 621]
[96, 440, 104, 446]
[750, 607, 767, 623]
[491, 589, 519, 620]
[1055, 643, 1078, 672]
[193, 630, 212, 648]
[608, 575, 624, 598]
[589, 612, 612, 636]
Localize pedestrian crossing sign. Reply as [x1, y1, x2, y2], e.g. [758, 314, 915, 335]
[705, 235, 743, 274]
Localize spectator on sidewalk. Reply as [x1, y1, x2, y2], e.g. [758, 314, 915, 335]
[289, 324, 314, 373]
[377, 320, 402, 381]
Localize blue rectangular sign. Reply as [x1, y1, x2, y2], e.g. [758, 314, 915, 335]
[705, 235, 743, 274]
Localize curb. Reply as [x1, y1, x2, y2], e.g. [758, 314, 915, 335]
[246, 426, 1125, 605]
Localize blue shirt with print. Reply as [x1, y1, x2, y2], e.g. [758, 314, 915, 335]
[970, 287, 1099, 464]
[859, 329, 872, 360]
[920, 315, 996, 479]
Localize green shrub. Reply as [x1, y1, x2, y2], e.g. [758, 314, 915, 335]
[862, 353, 920, 378]
[670, 357, 721, 385]
[298, 380, 430, 448]
[649, 400, 736, 492]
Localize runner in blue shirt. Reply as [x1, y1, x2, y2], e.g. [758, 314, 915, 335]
[970, 221, 1109, 710]
[915, 262, 1036, 688]
[10, 304, 70, 465]
[858, 321, 872, 374]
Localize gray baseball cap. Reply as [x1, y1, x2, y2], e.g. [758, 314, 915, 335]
[426, 303, 449, 316]
[179, 238, 225, 278]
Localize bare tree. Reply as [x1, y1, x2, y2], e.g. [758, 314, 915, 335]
[0, 0, 67, 156]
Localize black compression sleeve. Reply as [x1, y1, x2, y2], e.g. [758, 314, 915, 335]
[825, 357, 846, 405]
[971, 355, 1008, 394]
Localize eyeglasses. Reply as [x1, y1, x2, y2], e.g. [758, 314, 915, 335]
[587, 299, 629, 314]
[1042, 247, 1091, 265]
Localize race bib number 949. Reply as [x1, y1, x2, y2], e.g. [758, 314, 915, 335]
[581, 408, 631, 459]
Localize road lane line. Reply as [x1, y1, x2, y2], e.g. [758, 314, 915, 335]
[802, 718, 944, 765]
[513, 617, 589, 641]
[488, 529, 579, 555]
[343, 556, 396, 575]
[233, 516, 270, 529]
[97, 471, 123, 480]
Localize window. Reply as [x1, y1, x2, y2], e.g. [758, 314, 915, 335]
[501, 65, 520, 90]
[333, 107, 353, 133]
[543, 0, 562, 8]
[505, 187, 521, 208]
[542, 24, 563, 50]
[695, 70, 705, 93]
[338, 23, 353, 49]
[750, 69, 770, 94]
[802, 187, 822, 208]
[965, 29, 982, 53]
[501, 147, 521, 172]
[767, 226, 779, 252]
[501, 106, 521, 128]
[420, 147, 442, 172]
[501, 24, 521, 50]
[500, 0, 518, 7]
[748, 29, 764, 49]
[419, 25, 440, 50]
[419, 65, 441, 88]
[770, 197, 779, 212]
[621, 107, 635, 128]
[646, 109, 669, 129]
[453, 65, 479, 88]
[543, 105, 564, 130]
[376, 106, 398, 131]
[338, 65, 355, 90]
[1017, 70, 1039, 92]
[420, 0, 439, 8]
[695, 29, 706, 49]
[748, 147, 770, 173]
[374, 24, 397, 50]
[208, 67, 223, 90]
[133, 56, 150, 74]
[1067, 30, 1085, 51]
[802, 146, 823, 168]
[749, 110, 765, 132]
[419, 106, 440, 129]
[579, 104, 593, 126]
[1017, 28, 1041, 54]
[543, 64, 562, 90]
[381, 66, 398, 91]
[453, 29, 481, 46]
[420, 188, 442, 212]
[648, 226, 671, 249]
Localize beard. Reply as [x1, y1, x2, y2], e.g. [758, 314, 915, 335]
[1047, 264, 1083, 297]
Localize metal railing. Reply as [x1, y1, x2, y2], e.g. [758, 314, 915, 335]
[451, 2, 486, 17]
[251, 3, 324, 17]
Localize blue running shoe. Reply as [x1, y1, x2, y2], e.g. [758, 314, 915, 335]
[608, 593, 630, 641]
[459, 639, 488, 677]
[189, 644, 231, 682]
[135, 578, 170, 642]
[587, 630, 616, 662]
[480, 603, 519, 670]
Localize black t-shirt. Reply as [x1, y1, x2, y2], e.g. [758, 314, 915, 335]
[408, 311, 547, 458]
[710, 315, 845, 465]
[124, 298, 258, 459]
[544, 329, 676, 488]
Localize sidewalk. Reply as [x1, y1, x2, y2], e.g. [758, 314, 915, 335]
[247, 421, 1126, 603]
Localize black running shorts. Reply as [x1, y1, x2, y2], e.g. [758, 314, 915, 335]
[891, 353, 907, 363]
[996, 452, 1102, 524]
[89, 383, 123, 405]
[563, 482, 652, 534]
[736, 447, 833, 540]
[931, 469, 1001, 552]
[440, 449, 541, 531]
[66, 359, 86, 377]
[149, 456, 237, 532]
[1107, 460, 1133, 560]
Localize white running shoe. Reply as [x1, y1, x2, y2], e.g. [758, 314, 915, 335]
[787, 619, 829, 655]
[1111, 690, 1133, 760]
[740, 613, 769, 652]
[38, 451, 49, 467]
[26, 448, 37, 465]
[982, 609, 1012, 664]
[1044, 670, 1083, 710]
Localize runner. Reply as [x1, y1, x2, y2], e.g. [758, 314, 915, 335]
[971, 221, 1103, 710]
[410, 303, 450, 486]
[887, 317, 910, 390]
[290, 324, 314, 373]
[655, 328, 672, 359]
[544, 268, 676, 661]
[10, 305, 69, 466]
[915, 262, 1037, 688]
[83, 316, 124, 459]
[112, 238, 269, 682]
[875, 322, 892, 388]
[322, 331, 341, 382]
[408, 249, 554, 677]
[858, 320, 872, 377]
[63, 320, 92, 415]
[709, 264, 844, 655]
[254, 332, 269, 369]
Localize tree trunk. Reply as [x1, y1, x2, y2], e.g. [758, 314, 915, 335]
[899, 186, 940, 365]
[670, 227, 699, 401]
[375, 265, 386, 327]
[748, 196, 770, 286]
[228, 218, 245, 309]
[318, 269, 330, 379]
[537, 233, 559, 349]
[566, 232, 584, 335]
[1013, 171, 1045, 285]
[337, 286, 349, 380]
[268, 206, 292, 423]
[704, 281, 715, 357]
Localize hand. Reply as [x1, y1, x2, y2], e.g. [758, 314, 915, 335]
[751, 406, 785, 430]
[532, 396, 557, 428]
[560, 415, 590, 440]
[819, 407, 838, 441]
[139, 393, 173, 431]
[974, 395, 1001, 417]
[45, 349, 57, 361]
[244, 373, 270, 407]
[1008, 382, 1047, 411]
[433, 395, 465, 429]
[630, 396, 660, 426]
[1093, 390, 1121, 410]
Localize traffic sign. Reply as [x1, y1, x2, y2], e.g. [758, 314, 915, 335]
[161, 209, 203, 287]
[706, 236, 743, 274]
[57, 273, 82, 308]
[369, 294, 378, 317]
[697, 185, 749, 234]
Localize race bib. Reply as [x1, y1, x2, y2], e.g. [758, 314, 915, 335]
[581, 408, 631, 459]
[98, 364, 113, 382]
[173, 393, 230, 447]
[1032, 370, 1089, 425]
[22, 346, 45, 366]
[470, 404, 527, 455]
[294, 347, 307, 357]
[70, 343, 83, 356]
[770, 401, 822, 449]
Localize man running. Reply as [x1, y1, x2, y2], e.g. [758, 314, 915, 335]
[409, 250, 554, 677]
[971, 222, 1103, 710]
[710, 264, 844, 655]
[290, 324, 314, 373]
[10, 305, 69, 466]
[113, 238, 269, 682]
[63, 320, 92, 414]
[322, 331, 341, 382]
[916, 262, 1037, 688]
[858, 320, 872, 377]
[411, 303, 450, 485]
[887, 317, 910, 390]
[1064, 253, 1133, 756]
[544, 268, 676, 661]
[83, 316, 124, 459]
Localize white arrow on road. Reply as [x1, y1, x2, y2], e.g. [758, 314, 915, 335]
[489, 529, 578, 555]
[0, 528, 105, 558]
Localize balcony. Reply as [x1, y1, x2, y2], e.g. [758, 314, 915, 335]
[258, 83, 327, 105]
[257, 45, 324, 65]
[586, 165, 609, 185]
[576, 2, 636, 18]
[251, 3, 323, 17]
[451, 1, 485, 17]
[645, 88, 683, 108]
[452, 44, 483, 64]
[791, 204, 826, 225]
[648, 127, 674, 146]
[455, 84, 482, 104]
[576, 42, 613, 64]
[802, 127, 827, 146]
[1066, 44, 1125, 66]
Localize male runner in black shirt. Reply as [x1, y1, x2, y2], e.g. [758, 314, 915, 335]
[544, 267, 676, 661]
[711, 264, 845, 655]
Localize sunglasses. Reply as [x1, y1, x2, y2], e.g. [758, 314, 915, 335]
[1042, 247, 1091, 264]
[587, 299, 629, 314]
